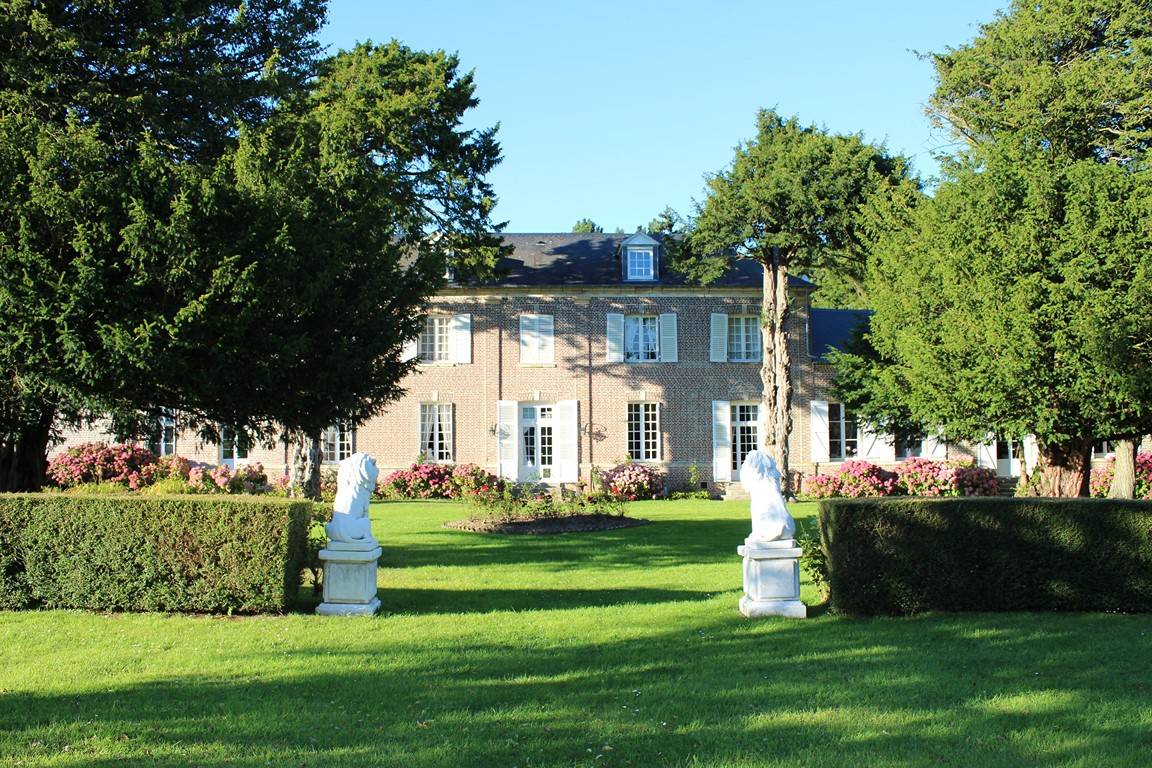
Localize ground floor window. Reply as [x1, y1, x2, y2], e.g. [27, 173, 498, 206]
[828, 403, 858, 460]
[894, 430, 922, 459]
[1092, 439, 1112, 457]
[731, 403, 759, 472]
[627, 403, 660, 461]
[148, 413, 177, 457]
[220, 425, 249, 465]
[323, 423, 354, 463]
[419, 404, 453, 462]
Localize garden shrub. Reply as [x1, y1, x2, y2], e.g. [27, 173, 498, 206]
[47, 442, 157, 490]
[380, 462, 458, 499]
[802, 459, 897, 499]
[819, 497, 1152, 616]
[803, 458, 997, 499]
[1090, 453, 1152, 499]
[601, 463, 663, 500]
[0, 494, 311, 613]
[464, 484, 626, 523]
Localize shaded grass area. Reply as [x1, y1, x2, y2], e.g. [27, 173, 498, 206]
[2, 500, 1150, 767]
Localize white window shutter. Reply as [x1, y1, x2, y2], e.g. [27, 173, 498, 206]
[553, 399, 580, 483]
[519, 315, 537, 364]
[922, 429, 948, 459]
[538, 314, 555, 364]
[606, 313, 624, 363]
[712, 400, 732, 481]
[859, 426, 896, 463]
[402, 338, 419, 362]
[658, 313, 677, 362]
[496, 400, 518, 480]
[976, 434, 997, 469]
[1022, 434, 1039, 476]
[710, 313, 728, 362]
[451, 313, 472, 364]
[757, 402, 768, 452]
[810, 400, 830, 463]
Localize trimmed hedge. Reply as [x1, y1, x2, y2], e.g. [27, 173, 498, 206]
[0, 494, 312, 614]
[819, 497, 1152, 616]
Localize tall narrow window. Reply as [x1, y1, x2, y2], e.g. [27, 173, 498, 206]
[419, 404, 453, 461]
[624, 315, 659, 362]
[418, 316, 451, 363]
[627, 403, 660, 461]
[323, 423, 354, 463]
[731, 404, 759, 471]
[727, 316, 761, 362]
[828, 403, 858, 460]
[220, 425, 249, 464]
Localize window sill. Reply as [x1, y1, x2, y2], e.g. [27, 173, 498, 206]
[518, 363, 557, 368]
[417, 361, 464, 367]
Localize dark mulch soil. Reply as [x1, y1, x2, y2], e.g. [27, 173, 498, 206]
[443, 514, 650, 535]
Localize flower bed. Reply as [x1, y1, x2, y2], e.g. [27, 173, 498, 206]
[600, 463, 663, 501]
[802, 458, 997, 499]
[379, 462, 502, 500]
[48, 442, 274, 495]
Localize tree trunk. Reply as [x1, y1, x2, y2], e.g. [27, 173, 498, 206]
[1108, 439, 1137, 499]
[0, 406, 54, 492]
[1035, 441, 1092, 497]
[288, 431, 324, 501]
[760, 250, 793, 496]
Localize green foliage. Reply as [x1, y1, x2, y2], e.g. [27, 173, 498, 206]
[819, 497, 1152, 615]
[464, 485, 626, 523]
[0, 494, 311, 613]
[571, 218, 603, 233]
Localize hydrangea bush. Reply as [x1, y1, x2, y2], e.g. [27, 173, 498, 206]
[47, 443, 157, 490]
[803, 458, 998, 499]
[600, 463, 663, 501]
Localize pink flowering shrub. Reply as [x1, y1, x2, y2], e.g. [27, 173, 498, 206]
[1090, 452, 1152, 499]
[802, 458, 997, 499]
[601, 463, 663, 501]
[894, 458, 997, 497]
[380, 462, 458, 499]
[451, 463, 503, 497]
[47, 442, 157, 490]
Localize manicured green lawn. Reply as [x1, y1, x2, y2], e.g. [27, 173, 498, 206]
[2, 500, 1150, 767]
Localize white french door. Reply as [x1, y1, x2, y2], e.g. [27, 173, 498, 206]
[520, 404, 555, 481]
[730, 403, 760, 482]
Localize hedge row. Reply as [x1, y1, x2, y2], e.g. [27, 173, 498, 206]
[819, 497, 1152, 616]
[0, 494, 312, 614]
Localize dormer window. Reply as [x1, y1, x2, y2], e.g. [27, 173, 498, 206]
[626, 247, 655, 280]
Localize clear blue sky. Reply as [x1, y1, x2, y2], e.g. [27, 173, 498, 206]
[321, 1, 1007, 232]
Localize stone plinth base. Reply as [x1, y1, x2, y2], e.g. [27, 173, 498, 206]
[738, 539, 807, 619]
[316, 542, 382, 617]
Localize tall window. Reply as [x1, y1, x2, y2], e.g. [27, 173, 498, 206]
[731, 404, 759, 471]
[828, 403, 858, 460]
[624, 315, 659, 362]
[419, 404, 453, 461]
[626, 247, 654, 280]
[148, 413, 177, 456]
[727, 315, 761, 362]
[521, 404, 554, 480]
[418, 316, 451, 363]
[1092, 439, 1112, 457]
[627, 403, 660, 461]
[323, 423, 354, 463]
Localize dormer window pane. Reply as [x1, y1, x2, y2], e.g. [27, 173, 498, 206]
[626, 247, 654, 280]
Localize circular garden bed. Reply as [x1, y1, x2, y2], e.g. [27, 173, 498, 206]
[443, 514, 649, 535]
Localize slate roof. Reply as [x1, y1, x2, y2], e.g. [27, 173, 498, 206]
[486, 233, 811, 289]
[809, 307, 871, 362]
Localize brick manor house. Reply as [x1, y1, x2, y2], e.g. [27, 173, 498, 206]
[58, 232, 1075, 489]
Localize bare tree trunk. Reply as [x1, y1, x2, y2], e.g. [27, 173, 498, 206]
[1035, 441, 1092, 497]
[1108, 439, 1137, 499]
[0, 406, 54, 492]
[288, 430, 324, 501]
[760, 250, 793, 496]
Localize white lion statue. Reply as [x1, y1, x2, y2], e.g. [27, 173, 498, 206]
[740, 449, 796, 542]
[325, 452, 380, 544]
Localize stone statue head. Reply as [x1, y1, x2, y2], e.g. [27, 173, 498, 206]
[334, 452, 379, 519]
[740, 450, 781, 493]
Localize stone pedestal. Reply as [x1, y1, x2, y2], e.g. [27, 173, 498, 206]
[316, 540, 382, 616]
[737, 538, 806, 619]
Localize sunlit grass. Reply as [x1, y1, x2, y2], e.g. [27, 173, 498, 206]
[1, 499, 1150, 767]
